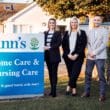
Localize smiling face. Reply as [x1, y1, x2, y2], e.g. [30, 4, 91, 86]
[48, 18, 56, 30]
[93, 16, 102, 28]
[70, 18, 78, 31]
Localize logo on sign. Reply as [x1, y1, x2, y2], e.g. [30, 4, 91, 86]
[30, 37, 39, 50]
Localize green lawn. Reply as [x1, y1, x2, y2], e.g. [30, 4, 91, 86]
[0, 76, 110, 110]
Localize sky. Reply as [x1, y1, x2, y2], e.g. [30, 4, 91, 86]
[0, 0, 33, 3]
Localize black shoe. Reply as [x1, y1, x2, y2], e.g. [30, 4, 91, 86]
[72, 93, 77, 96]
[48, 92, 52, 96]
[65, 91, 71, 95]
[48, 92, 56, 97]
[81, 92, 90, 98]
[52, 94, 56, 97]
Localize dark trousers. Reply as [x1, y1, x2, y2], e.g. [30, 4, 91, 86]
[64, 56, 84, 88]
[45, 55, 59, 96]
[85, 59, 107, 96]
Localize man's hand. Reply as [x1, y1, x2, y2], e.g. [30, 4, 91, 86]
[88, 51, 96, 60]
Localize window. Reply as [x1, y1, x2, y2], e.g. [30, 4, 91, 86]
[13, 25, 18, 33]
[13, 24, 33, 33]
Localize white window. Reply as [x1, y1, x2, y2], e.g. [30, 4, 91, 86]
[13, 24, 33, 33]
[13, 25, 18, 33]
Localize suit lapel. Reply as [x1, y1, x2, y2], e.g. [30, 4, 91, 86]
[45, 31, 48, 46]
[93, 30, 99, 45]
[90, 29, 102, 49]
[50, 31, 56, 46]
[94, 33, 103, 49]
[76, 31, 80, 46]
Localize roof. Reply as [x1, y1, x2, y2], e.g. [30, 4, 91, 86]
[6, 2, 37, 22]
[0, 3, 29, 23]
[5, 2, 51, 23]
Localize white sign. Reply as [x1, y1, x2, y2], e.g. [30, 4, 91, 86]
[0, 33, 44, 52]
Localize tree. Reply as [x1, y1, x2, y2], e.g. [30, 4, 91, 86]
[106, 43, 110, 85]
[36, 0, 110, 79]
[36, 0, 110, 27]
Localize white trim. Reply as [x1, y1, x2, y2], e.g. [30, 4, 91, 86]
[0, 94, 44, 100]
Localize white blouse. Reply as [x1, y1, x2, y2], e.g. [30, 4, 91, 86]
[69, 31, 77, 53]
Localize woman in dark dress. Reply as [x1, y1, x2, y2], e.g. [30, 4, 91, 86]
[62, 17, 87, 96]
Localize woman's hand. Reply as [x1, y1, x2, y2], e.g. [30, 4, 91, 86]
[44, 46, 50, 50]
[68, 54, 78, 61]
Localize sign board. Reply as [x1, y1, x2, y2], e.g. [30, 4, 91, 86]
[0, 33, 44, 99]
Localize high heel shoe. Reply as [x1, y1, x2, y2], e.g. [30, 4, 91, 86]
[65, 86, 71, 95]
[71, 88, 77, 96]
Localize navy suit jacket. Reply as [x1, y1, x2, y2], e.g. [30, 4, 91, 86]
[44, 31, 62, 63]
[62, 30, 87, 59]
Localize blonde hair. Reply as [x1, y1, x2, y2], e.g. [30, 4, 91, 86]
[69, 16, 81, 35]
[48, 18, 56, 30]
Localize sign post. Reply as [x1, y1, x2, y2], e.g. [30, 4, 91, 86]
[0, 33, 44, 99]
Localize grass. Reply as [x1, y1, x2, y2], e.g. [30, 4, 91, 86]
[0, 75, 110, 110]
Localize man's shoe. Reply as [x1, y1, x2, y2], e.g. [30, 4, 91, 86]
[99, 95, 106, 102]
[81, 92, 90, 98]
